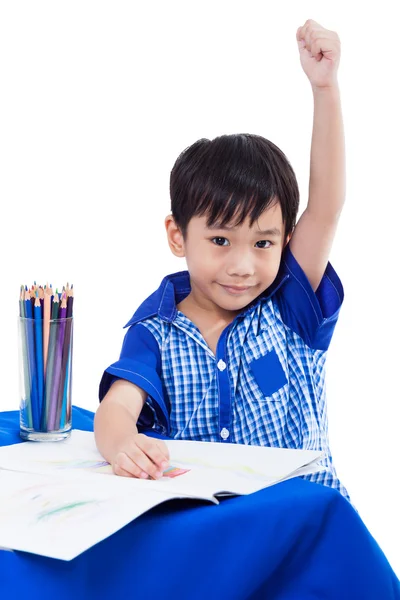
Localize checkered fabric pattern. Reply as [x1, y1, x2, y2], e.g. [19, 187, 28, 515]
[139, 292, 350, 501]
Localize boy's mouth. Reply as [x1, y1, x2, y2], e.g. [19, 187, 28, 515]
[219, 284, 253, 295]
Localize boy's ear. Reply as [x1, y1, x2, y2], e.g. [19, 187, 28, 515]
[284, 232, 292, 247]
[165, 215, 186, 257]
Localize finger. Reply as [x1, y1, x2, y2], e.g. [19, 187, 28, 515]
[310, 37, 339, 61]
[121, 435, 164, 473]
[305, 19, 324, 30]
[113, 452, 150, 479]
[298, 28, 327, 58]
[128, 447, 165, 479]
[136, 435, 170, 469]
[297, 21, 315, 42]
[155, 440, 170, 462]
[297, 20, 332, 44]
[309, 38, 325, 61]
[301, 19, 324, 34]
[135, 434, 169, 464]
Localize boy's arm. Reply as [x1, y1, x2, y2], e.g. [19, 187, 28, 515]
[94, 379, 145, 461]
[289, 20, 345, 291]
[94, 379, 169, 478]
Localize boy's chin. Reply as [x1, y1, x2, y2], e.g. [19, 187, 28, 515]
[214, 290, 259, 312]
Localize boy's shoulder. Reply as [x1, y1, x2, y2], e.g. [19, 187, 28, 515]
[272, 244, 344, 351]
[123, 270, 191, 330]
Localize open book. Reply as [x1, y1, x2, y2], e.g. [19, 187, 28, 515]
[0, 431, 326, 561]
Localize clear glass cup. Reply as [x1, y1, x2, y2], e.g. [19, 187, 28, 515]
[18, 317, 73, 441]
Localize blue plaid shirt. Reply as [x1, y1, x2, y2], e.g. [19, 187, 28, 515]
[100, 245, 350, 501]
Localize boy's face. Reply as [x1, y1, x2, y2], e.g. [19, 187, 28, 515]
[166, 201, 289, 318]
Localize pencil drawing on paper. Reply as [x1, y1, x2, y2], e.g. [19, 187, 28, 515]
[1, 482, 102, 526]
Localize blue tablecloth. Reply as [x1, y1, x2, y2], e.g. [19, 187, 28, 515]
[0, 407, 399, 600]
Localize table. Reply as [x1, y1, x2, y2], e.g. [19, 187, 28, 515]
[0, 407, 399, 600]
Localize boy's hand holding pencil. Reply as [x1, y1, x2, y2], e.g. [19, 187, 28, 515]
[112, 433, 170, 480]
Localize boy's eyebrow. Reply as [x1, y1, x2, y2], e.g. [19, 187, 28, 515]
[207, 225, 282, 236]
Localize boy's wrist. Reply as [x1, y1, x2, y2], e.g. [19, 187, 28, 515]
[311, 82, 340, 96]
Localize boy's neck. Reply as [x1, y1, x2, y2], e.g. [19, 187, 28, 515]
[177, 293, 242, 327]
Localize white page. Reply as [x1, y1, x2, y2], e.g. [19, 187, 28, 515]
[0, 469, 213, 561]
[0, 430, 324, 497]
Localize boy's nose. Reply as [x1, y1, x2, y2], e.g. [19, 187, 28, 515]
[225, 252, 255, 277]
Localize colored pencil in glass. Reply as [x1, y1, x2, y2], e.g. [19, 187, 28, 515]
[24, 289, 39, 430]
[42, 292, 59, 430]
[55, 288, 73, 429]
[43, 284, 52, 378]
[47, 293, 67, 431]
[34, 293, 44, 427]
[66, 286, 74, 318]
[19, 286, 33, 428]
[25, 288, 32, 319]
[49, 283, 53, 318]
[59, 347, 72, 430]
[38, 287, 44, 315]
[19, 285, 25, 318]
[65, 285, 74, 424]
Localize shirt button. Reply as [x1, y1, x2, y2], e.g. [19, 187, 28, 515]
[220, 428, 229, 440]
[217, 359, 227, 371]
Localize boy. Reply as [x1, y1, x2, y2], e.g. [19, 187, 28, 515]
[95, 19, 349, 500]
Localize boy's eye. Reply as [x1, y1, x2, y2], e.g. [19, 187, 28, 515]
[211, 237, 229, 246]
[211, 238, 272, 248]
[255, 240, 272, 249]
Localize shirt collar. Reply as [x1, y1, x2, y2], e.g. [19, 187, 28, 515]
[124, 265, 290, 329]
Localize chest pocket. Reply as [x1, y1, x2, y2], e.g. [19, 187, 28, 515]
[249, 349, 288, 399]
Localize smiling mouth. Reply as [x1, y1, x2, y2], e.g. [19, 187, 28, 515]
[219, 284, 253, 294]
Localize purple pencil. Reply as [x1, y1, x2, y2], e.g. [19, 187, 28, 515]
[65, 286, 74, 424]
[55, 287, 74, 429]
[47, 293, 67, 431]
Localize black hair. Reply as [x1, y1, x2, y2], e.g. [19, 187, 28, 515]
[169, 133, 300, 241]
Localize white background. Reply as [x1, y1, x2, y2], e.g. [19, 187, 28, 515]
[1, 0, 399, 576]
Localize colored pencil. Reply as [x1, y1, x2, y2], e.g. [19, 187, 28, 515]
[19, 285, 25, 318]
[47, 293, 67, 431]
[34, 293, 44, 428]
[43, 284, 51, 378]
[42, 292, 60, 430]
[55, 287, 74, 429]
[19, 287, 33, 428]
[65, 286, 74, 425]
[24, 290, 39, 430]
[67, 286, 74, 318]
[59, 347, 72, 430]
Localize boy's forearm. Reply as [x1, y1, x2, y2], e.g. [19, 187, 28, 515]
[94, 382, 144, 464]
[95, 401, 138, 464]
[308, 85, 346, 220]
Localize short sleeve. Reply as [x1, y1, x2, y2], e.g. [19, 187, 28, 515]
[276, 245, 344, 351]
[98, 323, 170, 436]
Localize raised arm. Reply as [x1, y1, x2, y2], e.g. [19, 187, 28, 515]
[289, 19, 345, 291]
